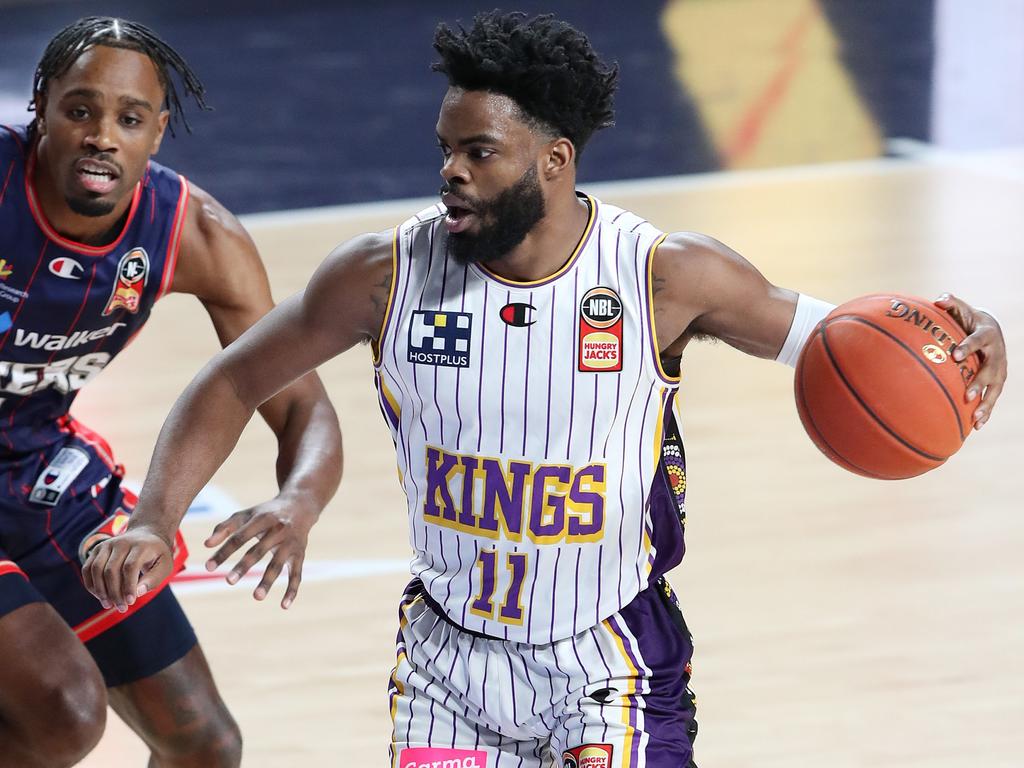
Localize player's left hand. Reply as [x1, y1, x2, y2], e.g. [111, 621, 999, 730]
[934, 293, 1007, 429]
[203, 495, 320, 609]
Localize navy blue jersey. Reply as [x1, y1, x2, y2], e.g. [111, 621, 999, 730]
[0, 125, 188, 456]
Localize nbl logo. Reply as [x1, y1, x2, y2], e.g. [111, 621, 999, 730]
[580, 288, 621, 328]
[408, 310, 473, 368]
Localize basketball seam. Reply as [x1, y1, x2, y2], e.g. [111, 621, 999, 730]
[820, 317, 951, 461]
[796, 332, 882, 478]
[829, 314, 967, 442]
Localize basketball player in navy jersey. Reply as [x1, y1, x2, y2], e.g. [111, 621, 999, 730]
[85, 12, 1007, 768]
[0, 17, 341, 768]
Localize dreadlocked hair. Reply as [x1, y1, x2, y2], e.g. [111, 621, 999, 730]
[432, 11, 618, 159]
[30, 16, 209, 135]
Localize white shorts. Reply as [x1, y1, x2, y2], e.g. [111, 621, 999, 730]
[389, 578, 697, 768]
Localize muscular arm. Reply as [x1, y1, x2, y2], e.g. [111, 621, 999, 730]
[652, 231, 799, 366]
[651, 232, 1006, 426]
[139, 217, 391, 535]
[83, 185, 392, 610]
[170, 185, 343, 520]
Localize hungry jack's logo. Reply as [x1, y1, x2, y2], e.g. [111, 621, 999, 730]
[562, 744, 613, 768]
[103, 248, 149, 315]
[578, 287, 623, 372]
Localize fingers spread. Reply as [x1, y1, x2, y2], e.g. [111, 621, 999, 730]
[206, 515, 271, 571]
[226, 533, 278, 585]
[282, 555, 304, 610]
[205, 509, 254, 548]
[254, 553, 287, 601]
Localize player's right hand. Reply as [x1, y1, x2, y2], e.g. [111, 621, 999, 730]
[82, 526, 174, 613]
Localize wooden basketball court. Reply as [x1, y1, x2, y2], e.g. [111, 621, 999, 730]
[77, 149, 1022, 766]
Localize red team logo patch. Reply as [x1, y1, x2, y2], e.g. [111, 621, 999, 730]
[103, 248, 149, 315]
[562, 743, 613, 768]
[398, 747, 488, 768]
[578, 287, 623, 372]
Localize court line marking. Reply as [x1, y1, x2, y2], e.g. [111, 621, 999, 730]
[172, 558, 412, 596]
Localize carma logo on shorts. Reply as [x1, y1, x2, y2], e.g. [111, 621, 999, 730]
[398, 747, 488, 768]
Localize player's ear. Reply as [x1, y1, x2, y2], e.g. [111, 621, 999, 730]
[542, 137, 575, 181]
[150, 110, 170, 155]
[34, 96, 47, 136]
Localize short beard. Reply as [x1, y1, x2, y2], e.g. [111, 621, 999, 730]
[66, 194, 116, 217]
[444, 166, 546, 265]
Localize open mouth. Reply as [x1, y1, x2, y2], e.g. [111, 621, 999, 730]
[445, 204, 479, 234]
[75, 159, 120, 195]
[442, 193, 478, 234]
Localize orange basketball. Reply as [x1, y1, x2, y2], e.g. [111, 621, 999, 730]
[794, 294, 981, 479]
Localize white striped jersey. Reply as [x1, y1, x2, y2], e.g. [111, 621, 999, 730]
[373, 194, 688, 644]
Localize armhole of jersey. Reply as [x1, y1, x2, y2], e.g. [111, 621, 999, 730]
[645, 233, 682, 386]
[371, 225, 401, 367]
[157, 174, 190, 300]
[1, 125, 24, 152]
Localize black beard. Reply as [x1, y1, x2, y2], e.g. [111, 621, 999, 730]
[443, 166, 545, 265]
[66, 194, 116, 217]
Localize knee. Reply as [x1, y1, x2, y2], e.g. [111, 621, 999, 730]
[200, 715, 242, 768]
[29, 664, 107, 767]
[153, 709, 242, 768]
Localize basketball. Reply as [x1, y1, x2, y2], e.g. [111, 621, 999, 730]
[795, 294, 981, 479]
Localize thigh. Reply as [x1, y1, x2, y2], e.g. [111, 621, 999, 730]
[552, 580, 698, 768]
[389, 582, 552, 768]
[0, 601, 107, 763]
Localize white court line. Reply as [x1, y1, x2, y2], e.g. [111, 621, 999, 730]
[172, 558, 412, 596]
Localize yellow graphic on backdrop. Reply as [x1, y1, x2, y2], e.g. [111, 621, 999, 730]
[662, 0, 883, 169]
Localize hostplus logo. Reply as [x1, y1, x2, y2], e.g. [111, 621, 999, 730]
[408, 310, 472, 368]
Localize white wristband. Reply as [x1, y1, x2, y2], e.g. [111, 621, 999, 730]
[775, 294, 835, 367]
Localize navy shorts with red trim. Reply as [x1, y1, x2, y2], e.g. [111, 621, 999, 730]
[0, 419, 195, 686]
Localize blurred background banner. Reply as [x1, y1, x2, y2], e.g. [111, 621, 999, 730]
[2, 0, 1021, 214]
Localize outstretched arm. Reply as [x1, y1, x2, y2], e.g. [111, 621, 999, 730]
[651, 232, 1006, 423]
[172, 186, 343, 605]
[82, 193, 393, 610]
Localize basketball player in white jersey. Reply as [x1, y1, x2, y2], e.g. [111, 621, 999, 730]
[83, 11, 1007, 767]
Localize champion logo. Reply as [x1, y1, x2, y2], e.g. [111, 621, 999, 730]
[499, 302, 537, 327]
[49, 257, 84, 280]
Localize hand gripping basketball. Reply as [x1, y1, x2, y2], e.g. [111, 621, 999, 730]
[794, 293, 987, 479]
